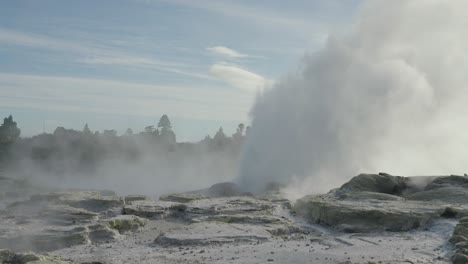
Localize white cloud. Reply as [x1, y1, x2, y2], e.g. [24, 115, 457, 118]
[206, 46, 248, 58]
[209, 64, 272, 92]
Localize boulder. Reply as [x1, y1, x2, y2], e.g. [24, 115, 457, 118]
[453, 253, 468, 264]
[339, 173, 408, 195]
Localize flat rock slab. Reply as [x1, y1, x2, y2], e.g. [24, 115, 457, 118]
[184, 197, 274, 219]
[123, 200, 183, 219]
[0, 249, 74, 264]
[0, 222, 121, 252]
[9, 191, 124, 213]
[294, 193, 466, 232]
[154, 222, 271, 246]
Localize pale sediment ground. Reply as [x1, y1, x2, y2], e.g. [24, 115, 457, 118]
[1, 174, 465, 264]
[53, 217, 455, 264]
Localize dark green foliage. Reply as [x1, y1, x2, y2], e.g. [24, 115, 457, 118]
[83, 124, 92, 135]
[157, 114, 172, 130]
[0, 115, 21, 143]
[158, 115, 176, 144]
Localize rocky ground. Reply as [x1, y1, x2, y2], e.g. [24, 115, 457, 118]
[1, 173, 468, 263]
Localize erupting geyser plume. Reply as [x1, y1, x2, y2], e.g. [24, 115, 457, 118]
[238, 0, 468, 195]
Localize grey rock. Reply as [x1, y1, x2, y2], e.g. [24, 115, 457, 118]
[0, 249, 74, 264]
[123, 200, 183, 219]
[124, 195, 149, 204]
[107, 215, 148, 234]
[154, 222, 271, 246]
[453, 253, 468, 264]
[294, 173, 468, 233]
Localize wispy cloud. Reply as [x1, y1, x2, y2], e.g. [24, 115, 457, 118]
[160, 0, 312, 32]
[0, 73, 253, 121]
[0, 27, 100, 54]
[206, 46, 248, 58]
[80, 55, 214, 80]
[209, 63, 272, 92]
[0, 28, 212, 81]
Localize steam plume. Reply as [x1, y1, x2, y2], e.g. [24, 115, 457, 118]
[238, 0, 468, 195]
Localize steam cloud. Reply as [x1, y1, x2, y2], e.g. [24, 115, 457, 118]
[238, 0, 468, 196]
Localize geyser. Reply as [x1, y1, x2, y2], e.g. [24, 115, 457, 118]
[238, 0, 468, 194]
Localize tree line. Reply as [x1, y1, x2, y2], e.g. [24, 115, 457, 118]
[0, 114, 249, 177]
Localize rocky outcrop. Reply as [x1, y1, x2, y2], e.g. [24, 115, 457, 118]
[158, 182, 244, 203]
[406, 175, 468, 204]
[451, 217, 468, 263]
[0, 177, 459, 264]
[152, 196, 301, 247]
[159, 193, 207, 203]
[0, 191, 132, 252]
[124, 195, 149, 204]
[107, 215, 148, 234]
[294, 173, 468, 233]
[0, 249, 73, 264]
[29, 191, 124, 212]
[123, 200, 184, 219]
[0, 223, 122, 252]
[339, 173, 408, 195]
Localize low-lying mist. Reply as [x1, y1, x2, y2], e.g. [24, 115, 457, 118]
[238, 0, 468, 197]
[2, 123, 245, 198]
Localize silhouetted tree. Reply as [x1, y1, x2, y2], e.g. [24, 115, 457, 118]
[83, 123, 92, 135]
[144, 126, 155, 134]
[157, 115, 172, 130]
[0, 115, 21, 143]
[158, 115, 176, 144]
[232, 123, 245, 142]
[102, 130, 117, 137]
[125, 128, 133, 136]
[213, 127, 228, 149]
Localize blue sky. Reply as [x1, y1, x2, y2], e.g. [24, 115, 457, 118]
[0, 0, 360, 141]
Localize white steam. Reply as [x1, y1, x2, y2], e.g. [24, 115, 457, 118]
[238, 0, 468, 195]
